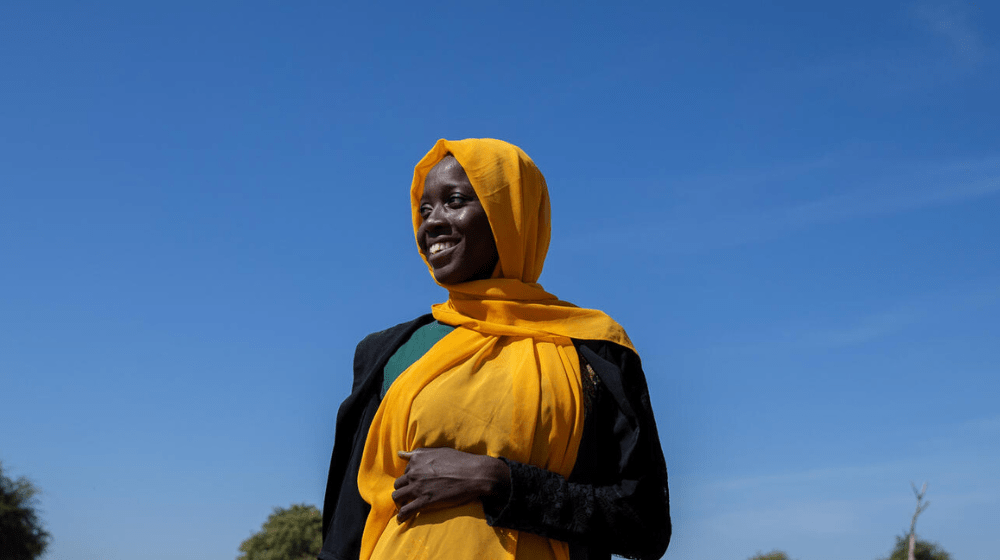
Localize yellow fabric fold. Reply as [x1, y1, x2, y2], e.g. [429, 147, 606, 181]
[357, 138, 634, 560]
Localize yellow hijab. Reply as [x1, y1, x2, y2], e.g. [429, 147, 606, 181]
[357, 138, 634, 560]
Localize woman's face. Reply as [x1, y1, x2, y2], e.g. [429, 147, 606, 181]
[417, 156, 499, 284]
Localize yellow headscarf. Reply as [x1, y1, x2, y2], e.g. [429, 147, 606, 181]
[357, 138, 634, 560]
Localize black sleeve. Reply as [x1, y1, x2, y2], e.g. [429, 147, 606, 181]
[482, 342, 671, 560]
[320, 315, 434, 560]
[318, 334, 382, 560]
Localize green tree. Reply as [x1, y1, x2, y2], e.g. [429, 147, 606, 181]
[0, 461, 50, 560]
[748, 551, 791, 560]
[881, 535, 951, 560]
[238, 503, 322, 560]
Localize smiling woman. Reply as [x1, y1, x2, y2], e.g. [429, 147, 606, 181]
[417, 155, 499, 285]
[319, 138, 671, 560]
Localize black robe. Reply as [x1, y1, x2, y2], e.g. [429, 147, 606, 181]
[319, 314, 670, 560]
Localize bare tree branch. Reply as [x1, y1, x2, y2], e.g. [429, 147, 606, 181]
[908, 481, 930, 560]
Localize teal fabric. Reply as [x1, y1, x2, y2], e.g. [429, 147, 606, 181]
[381, 321, 456, 398]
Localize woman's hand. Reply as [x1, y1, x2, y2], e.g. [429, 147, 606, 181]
[391, 447, 510, 523]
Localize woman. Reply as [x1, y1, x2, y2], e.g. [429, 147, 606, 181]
[319, 138, 670, 560]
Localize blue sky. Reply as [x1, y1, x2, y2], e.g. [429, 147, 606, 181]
[1, 2, 997, 559]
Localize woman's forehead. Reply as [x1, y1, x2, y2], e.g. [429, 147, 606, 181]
[422, 157, 474, 195]
[428, 154, 461, 175]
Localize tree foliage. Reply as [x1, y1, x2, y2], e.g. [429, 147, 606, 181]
[881, 535, 952, 560]
[748, 551, 791, 560]
[0, 461, 50, 560]
[238, 503, 322, 560]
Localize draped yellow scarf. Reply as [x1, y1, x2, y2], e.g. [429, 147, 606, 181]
[357, 138, 634, 560]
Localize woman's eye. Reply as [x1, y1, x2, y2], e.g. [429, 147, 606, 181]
[447, 195, 467, 206]
[419, 205, 432, 218]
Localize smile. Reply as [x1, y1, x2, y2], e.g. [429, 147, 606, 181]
[428, 241, 457, 255]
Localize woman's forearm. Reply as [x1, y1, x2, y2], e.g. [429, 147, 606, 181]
[483, 458, 670, 560]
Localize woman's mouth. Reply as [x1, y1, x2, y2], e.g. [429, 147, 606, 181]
[428, 241, 457, 255]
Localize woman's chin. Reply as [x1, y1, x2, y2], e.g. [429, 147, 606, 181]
[432, 269, 461, 285]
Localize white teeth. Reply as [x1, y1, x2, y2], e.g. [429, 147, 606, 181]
[429, 242, 456, 255]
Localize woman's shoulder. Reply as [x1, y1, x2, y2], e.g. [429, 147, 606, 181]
[571, 338, 649, 423]
[571, 338, 641, 371]
[347, 314, 436, 391]
[355, 314, 436, 357]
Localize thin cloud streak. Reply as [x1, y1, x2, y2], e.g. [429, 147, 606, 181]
[712, 281, 999, 354]
[568, 154, 1000, 255]
[799, 311, 918, 348]
[913, 2, 988, 62]
[781, 159, 1000, 227]
[679, 420, 1000, 555]
[740, 155, 1000, 240]
[698, 414, 1000, 494]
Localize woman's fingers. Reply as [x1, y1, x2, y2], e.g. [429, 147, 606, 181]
[396, 495, 426, 522]
[392, 477, 425, 523]
[392, 451, 416, 510]
[398, 449, 415, 474]
[391, 482, 412, 504]
[393, 471, 410, 490]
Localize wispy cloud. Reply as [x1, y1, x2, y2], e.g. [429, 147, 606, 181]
[703, 460, 912, 494]
[566, 154, 1000, 255]
[777, 157, 1000, 227]
[798, 287, 998, 350]
[798, 310, 918, 348]
[913, 2, 988, 62]
[676, 424, 1000, 556]
[703, 280, 1000, 355]
[741, 307, 924, 351]
[708, 498, 873, 536]
[719, 3, 995, 109]
[699, 414, 1000, 495]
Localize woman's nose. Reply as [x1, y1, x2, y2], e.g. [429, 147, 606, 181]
[422, 205, 448, 232]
